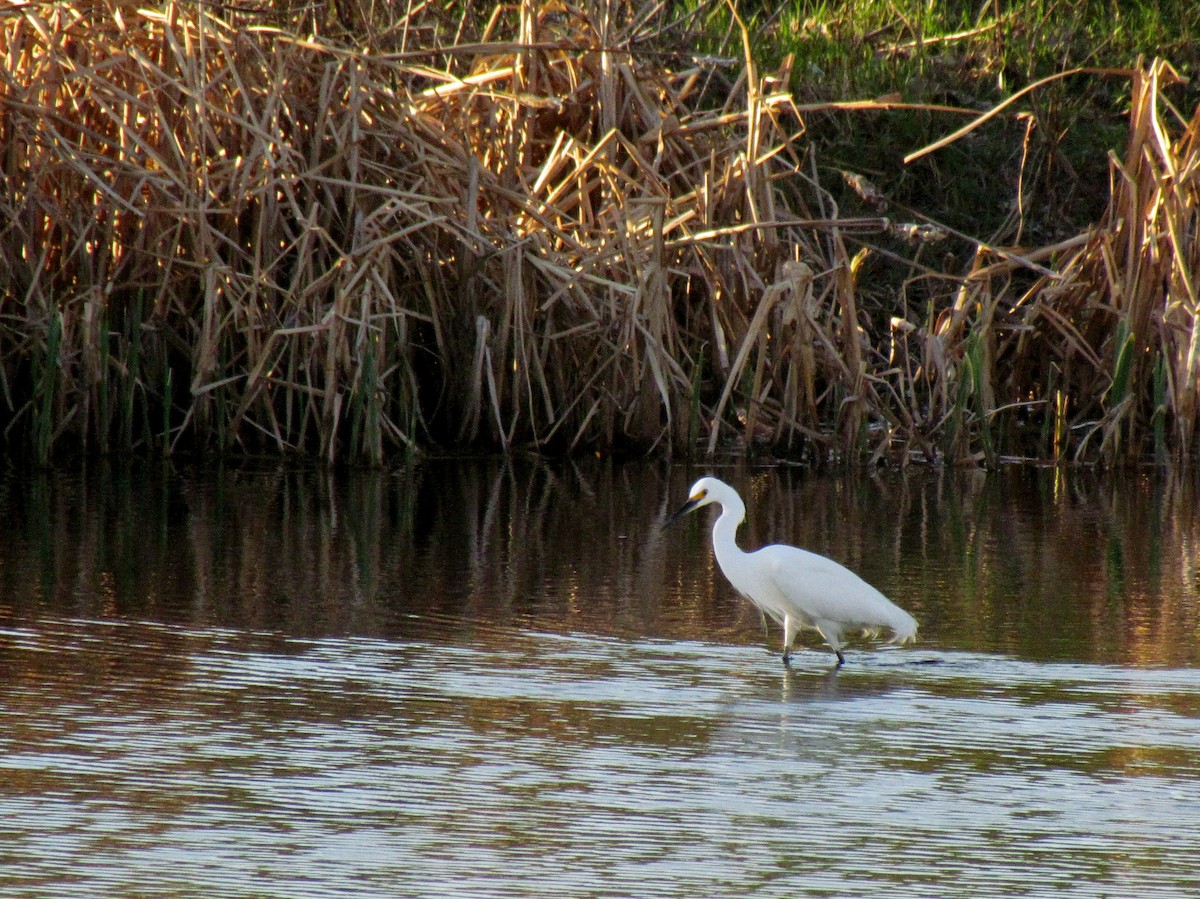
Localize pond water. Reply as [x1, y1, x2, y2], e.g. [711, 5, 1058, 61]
[1, 459, 1199, 897]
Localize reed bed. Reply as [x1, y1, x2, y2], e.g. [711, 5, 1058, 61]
[1, 0, 1197, 464]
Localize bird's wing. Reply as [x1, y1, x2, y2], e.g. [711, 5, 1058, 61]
[756, 544, 895, 628]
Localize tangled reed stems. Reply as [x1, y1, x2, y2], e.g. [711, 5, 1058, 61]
[1, 1, 1197, 465]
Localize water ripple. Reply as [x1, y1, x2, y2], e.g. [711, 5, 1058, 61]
[2, 617, 1199, 897]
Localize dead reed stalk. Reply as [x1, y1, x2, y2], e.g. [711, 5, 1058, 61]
[0, 2, 1196, 465]
[974, 60, 1200, 464]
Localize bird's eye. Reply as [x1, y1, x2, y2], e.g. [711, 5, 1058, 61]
[695, 489, 707, 500]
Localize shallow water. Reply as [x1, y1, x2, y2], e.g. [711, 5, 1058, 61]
[1, 460, 1199, 897]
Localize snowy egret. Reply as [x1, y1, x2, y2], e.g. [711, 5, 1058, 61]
[666, 477, 917, 666]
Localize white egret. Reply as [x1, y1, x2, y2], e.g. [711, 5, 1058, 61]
[666, 477, 917, 666]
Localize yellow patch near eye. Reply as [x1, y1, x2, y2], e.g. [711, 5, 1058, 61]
[693, 489, 707, 501]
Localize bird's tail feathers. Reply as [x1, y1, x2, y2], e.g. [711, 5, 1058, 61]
[886, 611, 919, 645]
[852, 604, 918, 645]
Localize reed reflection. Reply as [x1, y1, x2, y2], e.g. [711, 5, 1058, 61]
[0, 460, 1196, 666]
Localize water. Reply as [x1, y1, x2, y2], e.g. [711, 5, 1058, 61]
[2, 459, 1199, 897]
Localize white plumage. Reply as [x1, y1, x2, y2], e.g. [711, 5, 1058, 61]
[667, 476, 917, 666]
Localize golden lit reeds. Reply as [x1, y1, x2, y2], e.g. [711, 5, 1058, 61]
[973, 60, 1200, 465]
[0, 1, 1197, 464]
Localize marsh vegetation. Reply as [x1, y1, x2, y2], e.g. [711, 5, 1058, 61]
[1, 0, 1197, 464]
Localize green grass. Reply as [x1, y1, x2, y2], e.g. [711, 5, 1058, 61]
[690, 0, 1199, 244]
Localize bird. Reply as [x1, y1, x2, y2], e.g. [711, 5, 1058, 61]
[665, 476, 917, 667]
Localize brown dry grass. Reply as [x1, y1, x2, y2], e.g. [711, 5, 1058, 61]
[0, 1, 1197, 465]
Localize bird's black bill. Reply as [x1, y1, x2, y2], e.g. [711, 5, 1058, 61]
[662, 497, 700, 530]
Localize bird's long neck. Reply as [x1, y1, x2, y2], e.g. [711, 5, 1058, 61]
[711, 499, 747, 571]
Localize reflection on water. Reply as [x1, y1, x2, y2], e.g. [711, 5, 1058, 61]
[1, 459, 1199, 897]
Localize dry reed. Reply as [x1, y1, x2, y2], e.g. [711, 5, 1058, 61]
[0, 1, 1197, 464]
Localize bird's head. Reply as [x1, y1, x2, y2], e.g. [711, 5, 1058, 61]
[663, 477, 729, 529]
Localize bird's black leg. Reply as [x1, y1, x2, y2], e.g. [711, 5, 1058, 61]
[834, 650, 846, 668]
[782, 649, 792, 667]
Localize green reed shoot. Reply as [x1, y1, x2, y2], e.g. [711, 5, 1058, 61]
[0, 1, 1196, 466]
[33, 311, 62, 465]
